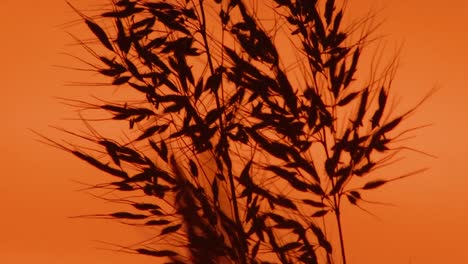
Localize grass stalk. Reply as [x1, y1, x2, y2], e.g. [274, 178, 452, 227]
[198, 0, 247, 262]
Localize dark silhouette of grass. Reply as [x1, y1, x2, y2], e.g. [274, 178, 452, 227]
[40, 0, 434, 263]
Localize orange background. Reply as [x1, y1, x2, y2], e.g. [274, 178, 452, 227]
[1, 0, 467, 263]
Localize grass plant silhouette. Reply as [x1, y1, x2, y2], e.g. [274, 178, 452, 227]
[42, 0, 433, 263]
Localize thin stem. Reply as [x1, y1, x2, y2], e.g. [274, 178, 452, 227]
[328, 167, 347, 264]
[331, 87, 347, 264]
[334, 205, 347, 264]
[197, 0, 215, 74]
[197, 1, 247, 263]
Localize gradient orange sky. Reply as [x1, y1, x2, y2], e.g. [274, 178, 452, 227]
[1, 0, 467, 263]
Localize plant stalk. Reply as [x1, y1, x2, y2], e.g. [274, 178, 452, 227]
[333, 198, 347, 264]
[197, 1, 247, 263]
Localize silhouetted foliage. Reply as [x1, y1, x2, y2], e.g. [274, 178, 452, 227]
[43, 0, 431, 263]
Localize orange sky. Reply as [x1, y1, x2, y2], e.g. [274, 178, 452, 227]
[1, 0, 467, 263]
